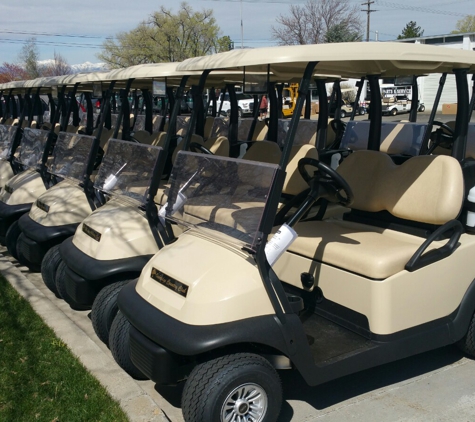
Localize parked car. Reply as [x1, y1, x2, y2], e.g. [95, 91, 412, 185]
[209, 92, 254, 117]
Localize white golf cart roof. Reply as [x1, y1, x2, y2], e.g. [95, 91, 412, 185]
[0, 80, 27, 94]
[177, 42, 475, 78]
[102, 62, 287, 89]
[23, 75, 65, 94]
[55, 71, 110, 92]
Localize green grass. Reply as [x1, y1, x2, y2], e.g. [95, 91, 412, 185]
[0, 276, 129, 422]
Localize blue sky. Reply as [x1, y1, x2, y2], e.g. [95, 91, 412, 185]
[0, 0, 472, 66]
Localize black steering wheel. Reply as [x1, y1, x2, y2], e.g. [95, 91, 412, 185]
[428, 120, 455, 153]
[190, 142, 214, 155]
[298, 157, 354, 207]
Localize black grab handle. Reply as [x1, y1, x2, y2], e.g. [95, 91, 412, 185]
[405, 219, 463, 272]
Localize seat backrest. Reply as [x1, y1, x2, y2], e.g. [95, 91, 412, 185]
[176, 116, 190, 137]
[465, 123, 475, 159]
[242, 140, 281, 165]
[337, 150, 464, 225]
[208, 117, 229, 140]
[152, 115, 163, 133]
[379, 122, 427, 155]
[133, 130, 154, 144]
[151, 131, 166, 147]
[208, 136, 230, 157]
[204, 116, 215, 140]
[171, 133, 204, 164]
[66, 125, 78, 133]
[238, 118, 253, 141]
[293, 119, 318, 146]
[252, 120, 268, 141]
[282, 144, 318, 196]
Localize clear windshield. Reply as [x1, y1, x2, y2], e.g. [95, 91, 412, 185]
[110, 113, 119, 129]
[276, 119, 318, 148]
[208, 117, 228, 139]
[94, 139, 162, 203]
[0, 125, 17, 160]
[17, 128, 50, 169]
[134, 114, 146, 132]
[176, 116, 190, 136]
[238, 118, 253, 141]
[340, 121, 427, 155]
[153, 115, 163, 133]
[165, 151, 278, 249]
[277, 119, 290, 147]
[49, 132, 95, 181]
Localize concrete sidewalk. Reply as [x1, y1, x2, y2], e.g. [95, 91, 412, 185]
[2, 248, 475, 421]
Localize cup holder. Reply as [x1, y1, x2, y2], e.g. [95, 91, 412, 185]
[286, 294, 304, 313]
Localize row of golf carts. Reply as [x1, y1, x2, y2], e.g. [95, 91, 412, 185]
[2, 42, 475, 421]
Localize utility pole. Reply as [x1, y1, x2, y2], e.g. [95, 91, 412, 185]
[240, 0, 244, 48]
[361, 1, 376, 42]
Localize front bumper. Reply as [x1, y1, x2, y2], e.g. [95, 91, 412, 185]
[17, 214, 79, 266]
[0, 201, 32, 240]
[59, 237, 153, 306]
[119, 281, 291, 383]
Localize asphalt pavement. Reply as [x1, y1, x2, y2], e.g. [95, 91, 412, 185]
[2, 112, 475, 421]
[2, 246, 475, 422]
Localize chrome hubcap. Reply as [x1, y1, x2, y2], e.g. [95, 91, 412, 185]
[221, 383, 267, 422]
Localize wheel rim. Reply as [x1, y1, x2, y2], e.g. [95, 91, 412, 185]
[221, 383, 268, 422]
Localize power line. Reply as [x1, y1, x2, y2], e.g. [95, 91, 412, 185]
[0, 38, 103, 49]
[0, 30, 111, 40]
[374, 0, 471, 17]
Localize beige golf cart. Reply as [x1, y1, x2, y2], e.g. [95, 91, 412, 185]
[110, 42, 475, 422]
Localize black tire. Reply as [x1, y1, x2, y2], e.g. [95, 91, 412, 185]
[419, 105, 426, 112]
[182, 353, 282, 422]
[6, 220, 21, 260]
[109, 311, 147, 380]
[458, 311, 475, 356]
[91, 280, 133, 347]
[55, 261, 90, 310]
[41, 245, 62, 297]
[391, 108, 398, 116]
[340, 110, 346, 119]
[359, 108, 366, 116]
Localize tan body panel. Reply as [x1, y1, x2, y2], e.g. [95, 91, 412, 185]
[28, 180, 91, 227]
[0, 169, 46, 205]
[136, 231, 274, 325]
[274, 233, 475, 335]
[72, 197, 158, 261]
[0, 161, 14, 190]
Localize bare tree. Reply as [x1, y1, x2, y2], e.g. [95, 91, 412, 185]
[41, 51, 72, 76]
[272, 0, 363, 45]
[0, 62, 28, 83]
[18, 37, 41, 79]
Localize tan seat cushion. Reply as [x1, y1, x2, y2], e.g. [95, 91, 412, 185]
[288, 219, 443, 279]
